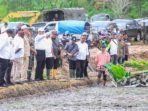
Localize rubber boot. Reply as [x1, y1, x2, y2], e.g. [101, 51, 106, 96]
[53, 69, 57, 79]
[46, 69, 50, 80]
[69, 69, 74, 78]
[72, 70, 76, 79]
[27, 70, 32, 81]
[51, 69, 55, 80]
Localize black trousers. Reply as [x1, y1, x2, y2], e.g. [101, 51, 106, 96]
[69, 59, 76, 70]
[46, 57, 54, 69]
[35, 50, 46, 80]
[76, 60, 86, 78]
[84, 59, 88, 77]
[111, 55, 117, 65]
[5, 60, 13, 84]
[53, 58, 59, 69]
[0, 58, 8, 85]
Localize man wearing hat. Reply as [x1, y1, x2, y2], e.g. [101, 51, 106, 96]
[12, 31, 25, 83]
[76, 32, 89, 79]
[35, 28, 50, 81]
[110, 32, 118, 64]
[64, 35, 79, 78]
[95, 45, 110, 86]
[0, 29, 14, 86]
[21, 25, 32, 81]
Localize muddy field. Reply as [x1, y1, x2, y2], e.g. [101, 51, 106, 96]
[0, 44, 147, 111]
[0, 86, 148, 111]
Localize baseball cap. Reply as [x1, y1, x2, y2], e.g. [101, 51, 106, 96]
[6, 29, 13, 34]
[82, 32, 88, 36]
[38, 28, 45, 32]
[21, 25, 28, 30]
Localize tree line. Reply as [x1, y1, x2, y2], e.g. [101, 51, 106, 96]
[0, 0, 147, 19]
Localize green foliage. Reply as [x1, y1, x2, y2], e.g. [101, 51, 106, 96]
[0, 0, 147, 20]
[111, 65, 127, 81]
[124, 59, 148, 70]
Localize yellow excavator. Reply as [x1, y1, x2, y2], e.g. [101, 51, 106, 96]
[1, 11, 41, 25]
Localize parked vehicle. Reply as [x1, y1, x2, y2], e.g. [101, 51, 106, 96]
[0, 22, 30, 34]
[42, 8, 87, 22]
[113, 19, 141, 41]
[90, 13, 112, 22]
[91, 21, 117, 33]
[32, 20, 90, 39]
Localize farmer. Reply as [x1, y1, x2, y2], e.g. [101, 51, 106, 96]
[51, 30, 61, 79]
[118, 33, 125, 64]
[76, 32, 89, 79]
[110, 32, 118, 64]
[0, 29, 14, 86]
[35, 28, 50, 81]
[64, 35, 79, 78]
[95, 45, 110, 86]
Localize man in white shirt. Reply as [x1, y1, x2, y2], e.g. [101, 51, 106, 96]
[76, 33, 89, 79]
[1, 22, 8, 34]
[35, 28, 50, 81]
[110, 32, 118, 64]
[11, 31, 25, 83]
[45, 36, 54, 80]
[0, 29, 14, 86]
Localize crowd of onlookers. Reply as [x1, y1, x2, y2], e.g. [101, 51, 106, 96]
[0, 22, 130, 87]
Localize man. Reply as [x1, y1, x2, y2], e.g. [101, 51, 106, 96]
[84, 32, 90, 78]
[51, 30, 61, 79]
[45, 33, 54, 80]
[12, 31, 25, 83]
[76, 33, 89, 79]
[35, 28, 50, 81]
[118, 34, 125, 64]
[110, 32, 118, 64]
[95, 45, 110, 86]
[0, 29, 14, 86]
[64, 36, 79, 78]
[1, 22, 8, 34]
[21, 25, 31, 81]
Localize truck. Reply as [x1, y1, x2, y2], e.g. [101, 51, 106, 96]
[42, 8, 87, 22]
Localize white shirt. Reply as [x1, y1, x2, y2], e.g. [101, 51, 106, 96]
[76, 41, 89, 60]
[1, 26, 8, 33]
[0, 33, 14, 60]
[110, 39, 118, 55]
[45, 37, 53, 57]
[35, 32, 50, 50]
[13, 35, 24, 59]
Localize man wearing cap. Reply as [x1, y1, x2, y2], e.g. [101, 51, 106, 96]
[21, 25, 32, 81]
[35, 28, 50, 81]
[110, 32, 118, 64]
[76, 32, 89, 79]
[64, 36, 79, 78]
[0, 29, 14, 86]
[95, 45, 110, 86]
[12, 31, 25, 83]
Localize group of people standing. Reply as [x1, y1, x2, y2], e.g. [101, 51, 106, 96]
[0, 22, 130, 87]
[95, 30, 130, 86]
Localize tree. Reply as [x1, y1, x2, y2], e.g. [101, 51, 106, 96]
[110, 0, 132, 18]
